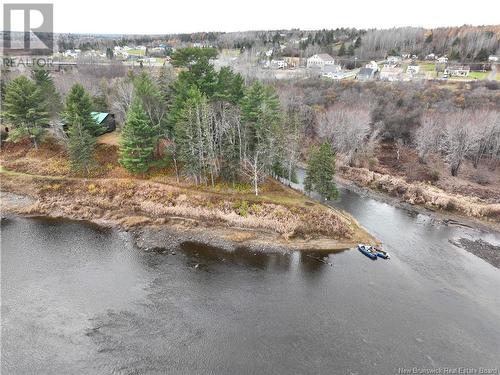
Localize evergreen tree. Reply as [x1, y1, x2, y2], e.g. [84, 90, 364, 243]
[2, 75, 48, 148]
[67, 121, 96, 174]
[31, 69, 62, 117]
[449, 49, 461, 61]
[119, 99, 156, 176]
[106, 47, 114, 59]
[338, 43, 346, 56]
[347, 44, 355, 56]
[354, 37, 362, 48]
[63, 84, 101, 173]
[63, 84, 103, 136]
[474, 48, 489, 62]
[304, 142, 338, 200]
[213, 67, 245, 104]
[240, 82, 281, 194]
[173, 87, 213, 184]
[157, 64, 175, 103]
[133, 72, 168, 139]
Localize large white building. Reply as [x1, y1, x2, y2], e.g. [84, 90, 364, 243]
[307, 54, 336, 69]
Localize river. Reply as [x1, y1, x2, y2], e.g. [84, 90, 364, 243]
[2, 181, 500, 374]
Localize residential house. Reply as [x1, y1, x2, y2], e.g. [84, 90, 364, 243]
[380, 66, 404, 81]
[322, 71, 354, 80]
[365, 61, 379, 72]
[386, 56, 402, 65]
[62, 49, 81, 58]
[356, 67, 376, 81]
[443, 65, 470, 77]
[270, 59, 287, 69]
[283, 56, 303, 68]
[92, 112, 116, 134]
[488, 55, 499, 62]
[426, 53, 436, 60]
[307, 54, 336, 69]
[437, 56, 448, 64]
[406, 65, 420, 75]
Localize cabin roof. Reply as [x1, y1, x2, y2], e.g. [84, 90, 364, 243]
[91, 112, 109, 124]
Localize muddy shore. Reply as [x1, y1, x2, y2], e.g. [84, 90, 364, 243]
[0, 191, 371, 253]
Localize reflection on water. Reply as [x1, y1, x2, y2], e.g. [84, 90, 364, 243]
[2, 191, 500, 374]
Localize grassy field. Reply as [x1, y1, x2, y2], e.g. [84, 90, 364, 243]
[127, 48, 146, 56]
[418, 62, 436, 72]
[468, 71, 500, 81]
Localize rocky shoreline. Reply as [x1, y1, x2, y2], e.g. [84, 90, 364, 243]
[450, 238, 500, 269]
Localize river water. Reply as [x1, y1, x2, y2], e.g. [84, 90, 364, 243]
[2, 183, 500, 374]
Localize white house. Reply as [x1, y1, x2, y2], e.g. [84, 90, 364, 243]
[365, 61, 379, 72]
[270, 59, 287, 69]
[386, 56, 402, 65]
[488, 55, 499, 62]
[380, 66, 404, 81]
[307, 54, 336, 69]
[444, 65, 470, 77]
[437, 56, 448, 64]
[407, 65, 420, 75]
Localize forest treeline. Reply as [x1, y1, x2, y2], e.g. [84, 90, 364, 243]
[57, 25, 500, 62]
[2, 47, 499, 199]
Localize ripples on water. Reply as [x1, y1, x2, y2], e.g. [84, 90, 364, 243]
[2, 189, 500, 375]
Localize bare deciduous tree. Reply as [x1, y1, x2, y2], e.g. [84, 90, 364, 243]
[317, 105, 372, 166]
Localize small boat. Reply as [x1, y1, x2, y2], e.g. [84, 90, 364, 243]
[374, 247, 390, 259]
[358, 244, 377, 260]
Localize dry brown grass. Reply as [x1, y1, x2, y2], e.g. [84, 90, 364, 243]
[340, 165, 500, 222]
[0, 138, 367, 242]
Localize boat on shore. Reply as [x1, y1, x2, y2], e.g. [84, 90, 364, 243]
[374, 247, 390, 259]
[358, 244, 377, 260]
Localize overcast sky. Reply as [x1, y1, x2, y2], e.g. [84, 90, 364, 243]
[3, 0, 500, 34]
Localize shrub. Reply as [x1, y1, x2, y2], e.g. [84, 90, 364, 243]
[429, 170, 440, 182]
[233, 200, 249, 217]
[472, 173, 490, 186]
[368, 157, 378, 170]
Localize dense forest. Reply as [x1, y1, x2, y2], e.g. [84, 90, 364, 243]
[1, 48, 337, 198]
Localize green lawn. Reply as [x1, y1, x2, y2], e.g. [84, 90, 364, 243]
[469, 71, 500, 80]
[127, 49, 146, 56]
[418, 62, 436, 72]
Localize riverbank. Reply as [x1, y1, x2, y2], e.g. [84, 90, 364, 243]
[0, 140, 375, 252]
[337, 165, 500, 231]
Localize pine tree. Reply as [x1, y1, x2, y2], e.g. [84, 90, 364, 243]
[354, 37, 362, 49]
[2, 75, 48, 148]
[67, 121, 96, 174]
[119, 99, 156, 176]
[62, 84, 100, 173]
[31, 69, 62, 117]
[304, 142, 338, 200]
[347, 44, 355, 56]
[63, 84, 103, 136]
[338, 43, 346, 56]
[240, 82, 281, 195]
[474, 48, 489, 62]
